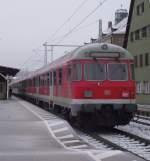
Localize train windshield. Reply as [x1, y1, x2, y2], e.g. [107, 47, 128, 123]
[84, 63, 106, 80]
[108, 64, 128, 81]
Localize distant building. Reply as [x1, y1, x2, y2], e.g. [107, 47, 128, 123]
[0, 66, 19, 99]
[102, 16, 128, 47]
[89, 8, 128, 47]
[115, 9, 128, 25]
[92, 8, 128, 47]
[124, 0, 150, 104]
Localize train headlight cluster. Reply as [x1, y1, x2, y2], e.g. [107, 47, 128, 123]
[84, 91, 93, 98]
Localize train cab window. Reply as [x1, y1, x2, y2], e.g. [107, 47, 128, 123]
[84, 63, 106, 80]
[72, 64, 82, 81]
[130, 64, 135, 80]
[108, 64, 128, 81]
[58, 68, 62, 85]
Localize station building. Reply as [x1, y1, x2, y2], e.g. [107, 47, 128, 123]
[0, 66, 19, 99]
[124, 0, 150, 104]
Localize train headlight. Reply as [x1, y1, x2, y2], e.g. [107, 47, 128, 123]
[84, 91, 93, 98]
[122, 91, 129, 98]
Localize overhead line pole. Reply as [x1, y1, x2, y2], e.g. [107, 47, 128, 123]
[43, 43, 81, 64]
[42, 43, 81, 108]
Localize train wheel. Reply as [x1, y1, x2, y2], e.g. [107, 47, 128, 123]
[54, 105, 61, 113]
[77, 112, 96, 130]
[69, 113, 76, 125]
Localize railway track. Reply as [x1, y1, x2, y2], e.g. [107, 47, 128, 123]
[133, 115, 150, 126]
[76, 127, 150, 161]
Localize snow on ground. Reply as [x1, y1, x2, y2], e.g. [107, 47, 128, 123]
[117, 121, 150, 141]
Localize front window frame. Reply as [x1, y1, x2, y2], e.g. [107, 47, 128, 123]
[107, 63, 128, 81]
[84, 62, 106, 81]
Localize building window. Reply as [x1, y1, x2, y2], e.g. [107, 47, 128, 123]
[137, 2, 144, 15]
[134, 56, 138, 67]
[137, 5, 140, 15]
[135, 30, 140, 40]
[143, 81, 150, 94]
[139, 54, 143, 67]
[141, 27, 147, 38]
[130, 32, 134, 42]
[141, 2, 144, 13]
[145, 53, 149, 66]
[136, 81, 143, 94]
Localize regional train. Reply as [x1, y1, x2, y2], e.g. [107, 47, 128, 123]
[11, 43, 137, 127]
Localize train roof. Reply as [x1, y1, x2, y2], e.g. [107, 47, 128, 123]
[37, 43, 133, 73]
[70, 43, 133, 60]
[13, 43, 134, 82]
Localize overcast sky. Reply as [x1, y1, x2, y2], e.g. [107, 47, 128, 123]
[0, 0, 130, 70]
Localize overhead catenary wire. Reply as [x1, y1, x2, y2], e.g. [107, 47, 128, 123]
[20, 0, 108, 71]
[19, 0, 89, 70]
[46, 0, 89, 43]
[51, 19, 99, 42]
[56, 0, 108, 44]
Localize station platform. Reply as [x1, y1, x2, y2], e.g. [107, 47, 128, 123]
[0, 97, 145, 161]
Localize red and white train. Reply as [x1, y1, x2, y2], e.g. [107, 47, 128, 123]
[11, 43, 137, 127]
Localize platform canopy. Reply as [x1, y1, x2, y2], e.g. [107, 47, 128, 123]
[0, 65, 19, 77]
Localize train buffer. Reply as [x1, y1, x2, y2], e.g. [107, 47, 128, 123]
[0, 97, 145, 161]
